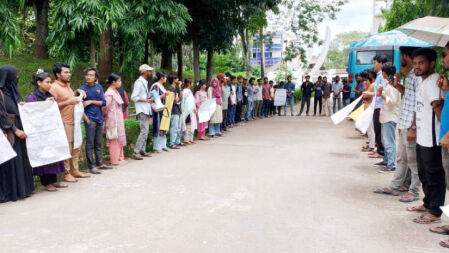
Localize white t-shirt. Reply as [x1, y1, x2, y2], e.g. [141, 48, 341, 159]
[254, 85, 263, 101]
[230, 84, 237, 104]
[415, 73, 441, 147]
[379, 84, 401, 124]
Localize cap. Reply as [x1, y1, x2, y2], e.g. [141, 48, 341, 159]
[139, 64, 154, 73]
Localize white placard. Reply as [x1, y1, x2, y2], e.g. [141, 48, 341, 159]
[331, 96, 363, 125]
[73, 95, 84, 149]
[274, 89, 287, 106]
[198, 99, 217, 123]
[355, 105, 374, 134]
[19, 100, 71, 168]
[0, 132, 16, 165]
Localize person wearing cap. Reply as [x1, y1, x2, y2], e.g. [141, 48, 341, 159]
[130, 64, 154, 160]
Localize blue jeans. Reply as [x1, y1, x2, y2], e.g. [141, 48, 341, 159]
[343, 98, 351, 107]
[333, 97, 341, 113]
[84, 121, 103, 169]
[381, 121, 397, 168]
[169, 114, 182, 146]
[153, 135, 167, 151]
[209, 123, 221, 136]
[284, 96, 294, 115]
[262, 99, 270, 116]
[227, 105, 236, 126]
[246, 100, 254, 120]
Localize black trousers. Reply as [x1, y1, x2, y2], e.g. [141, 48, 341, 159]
[314, 97, 322, 115]
[373, 108, 384, 156]
[40, 174, 57, 186]
[269, 101, 276, 115]
[235, 103, 242, 123]
[221, 109, 228, 131]
[416, 144, 445, 216]
[299, 97, 311, 115]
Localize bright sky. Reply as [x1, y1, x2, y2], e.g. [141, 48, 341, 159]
[314, 0, 373, 53]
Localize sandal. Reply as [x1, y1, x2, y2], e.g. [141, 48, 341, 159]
[45, 185, 57, 192]
[398, 185, 409, 192]
[406, 205, 429, 213]
[368, 153, 384, 158]
[440, 240, 449, 248]
[430, 226, 449, 235]
[373, 187, 399, 196]
[413, 213, 441, 224]
[52, 182, 68, 188]
[399, 193, 419, 203]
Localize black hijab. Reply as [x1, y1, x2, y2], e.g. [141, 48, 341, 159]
[0, 64, 22, 103]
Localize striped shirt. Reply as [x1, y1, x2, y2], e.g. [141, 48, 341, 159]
[397, 69, 419, 130]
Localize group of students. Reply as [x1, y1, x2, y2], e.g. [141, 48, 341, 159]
[0, 63, 129, 200]
[1, 61, 296, 203]
[348, 45, 449, 249]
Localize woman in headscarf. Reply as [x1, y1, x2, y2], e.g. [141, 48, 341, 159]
[151, 71, 169, 153]
[0, 64, 34, 202]
[208, 76, 223, 137]
[25, 69, 67, 192]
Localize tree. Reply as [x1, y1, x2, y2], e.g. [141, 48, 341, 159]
[270, 0, 346, 63]
[325, 31, 368, 69]
[0, 1, 22, 57]
[27, 0, 49, 58]
[382, 0, 449, 32]
[48, 0, 128, 80]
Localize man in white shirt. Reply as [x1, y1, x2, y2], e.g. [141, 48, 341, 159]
[130, 64, 154, 160]
[254, 78, 263, 118]
[331, 76, 343, 113]
[406, 48, 445, 224]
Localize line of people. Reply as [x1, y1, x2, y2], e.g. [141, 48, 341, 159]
[350, 46, 449, 249]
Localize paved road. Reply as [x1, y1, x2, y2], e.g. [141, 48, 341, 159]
[0, 116, 447, 252]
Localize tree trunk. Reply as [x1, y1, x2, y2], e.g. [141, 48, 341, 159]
[118, 30, 124, 67]
[259, 27, 265, 79]
[240, 28, 251, 78]
[32, 0, 49, 58]
[160, 47, 173, 72]
[99, 27, 113, 83]
[90, 35, 96, 67]
[192, 43, 200, 83]
[150, 39, 155, 67]
[144, 33, 150, 64]
[177, 42, 183, 80]
[206, 48, 214, 83]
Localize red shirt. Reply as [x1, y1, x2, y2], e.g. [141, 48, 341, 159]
[262, 83, 271, 100]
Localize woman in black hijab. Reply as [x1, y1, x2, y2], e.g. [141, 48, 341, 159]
[0, 64, 34, 203]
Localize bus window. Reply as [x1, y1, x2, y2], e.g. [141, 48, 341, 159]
[356, 51, 376, 65]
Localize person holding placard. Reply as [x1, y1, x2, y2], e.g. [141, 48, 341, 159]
[151, 72, 170, 153]
[195, 80, 210, 140]
[0, 65, 34, 202]
[50, 62, 89, 182]
[25, 69, 67, 192]
[208, 77, 223, 137]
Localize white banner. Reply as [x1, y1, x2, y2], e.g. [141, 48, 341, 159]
[73, 95, 84, 149]
[19, 101, 71, 168]
[331, 96, 363, 125]
[0, 132, 16, 165]
[198, 99, 217, 123]
[274, 89, 287, 106]
[355, 105, 374, 134]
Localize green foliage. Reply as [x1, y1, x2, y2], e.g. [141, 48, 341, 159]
[274, 64, 293, 83]
[278, 0, 347, 64]
[293, 89, 302, 103]
[382, 0, 449, 32]
[0, 1, 22, 57]
[325, 31, 369, 69]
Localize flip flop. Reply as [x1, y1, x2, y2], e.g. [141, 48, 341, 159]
[406, 206, 429, 213]
[399, 195, 419, 203]
[440, 240, 449, 248]
[413, 214, 441, 224]
[373, 187, 399, 196]
[430, 226, 449, 235]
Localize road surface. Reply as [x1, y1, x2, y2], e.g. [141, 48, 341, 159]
[1, 116, 447, 252]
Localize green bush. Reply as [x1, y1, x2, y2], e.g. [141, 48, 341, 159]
[293, 89, 302, 103]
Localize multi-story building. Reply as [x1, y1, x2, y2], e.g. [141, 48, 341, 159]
[250, 32, 284, 72]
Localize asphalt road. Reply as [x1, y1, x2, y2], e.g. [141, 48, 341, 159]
[0, 115, 447, 253]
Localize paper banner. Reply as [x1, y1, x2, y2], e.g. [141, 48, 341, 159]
[198, 99, 217, 123]
[331, 96, 363, 125]
[19, 101, 71, 167]
[274, 88, 287, 106]
[73, 95, 84, 149]
[0, 132, 16, 165]
[160, 92, 174, 132]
